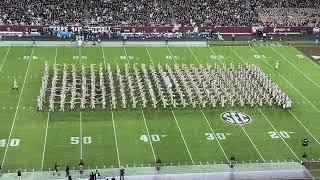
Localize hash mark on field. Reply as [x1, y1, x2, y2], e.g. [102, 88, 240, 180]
[1, 47, 34, 169]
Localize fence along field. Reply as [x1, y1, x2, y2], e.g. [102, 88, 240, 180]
[0, 45, 319, 174]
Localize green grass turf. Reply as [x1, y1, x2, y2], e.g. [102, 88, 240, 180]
[0, 44, 320, 173]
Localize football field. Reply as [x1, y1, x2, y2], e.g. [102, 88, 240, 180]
[0, 44, 320, 173]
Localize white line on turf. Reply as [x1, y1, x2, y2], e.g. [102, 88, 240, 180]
[80, 112, 83, 159]
[141, 109, 156, 162]
[145, 47, 155, 65]
[1, 47, 35, 169]
[171, 110, 195, 165]
[200, 110, 230, 163]
[0, 46, 11, 73]
[166, 46, 177, 64]
[187, 47, 201, 64]
[288, 110, 320, 145]
[249, 46, 320, 113]
[239, 124, 266, 162]
[270, 46, 320, 89]
[40, 112, 50, 171]
[208, 46, 223, 64]
[258, 108, 299, 160]
[102, 47, 121, 167]
[111, 111, 121, 167]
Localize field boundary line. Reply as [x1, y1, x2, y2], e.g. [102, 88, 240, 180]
[111, 111, 121, 167]
[41, 112, 50, 171]
[101, 47, 121, 167]
[249, 46, 320, 114]
[288, 110, 320, 145]
[188, 47, 230, 163]
[0, 46, 11, 72]
[1, 47, 35, 169]
[171, 110, 195, 165]
[258, 108, 299, 160]
[141, 110, 157, 162]
[270, 46, 320, 89]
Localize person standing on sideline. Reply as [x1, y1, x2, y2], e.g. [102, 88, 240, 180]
[65, 165, 70, 177]
[53, 162, 60, 176]
[79, 159, 85, 175]
[0, 165, 2, 177]
[17, 168, 22, 180]
[120, 166, 125, 180]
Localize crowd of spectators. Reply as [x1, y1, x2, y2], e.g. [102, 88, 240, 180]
[0, 0, 319, 27]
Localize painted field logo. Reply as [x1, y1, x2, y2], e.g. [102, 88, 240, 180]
[221, 112, 251, 125]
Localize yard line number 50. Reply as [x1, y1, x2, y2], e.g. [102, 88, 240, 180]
[0, 139, 20, 147]
[70, 137, 92, 144]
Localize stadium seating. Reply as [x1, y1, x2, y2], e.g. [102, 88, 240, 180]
[0, 0, 319, 26]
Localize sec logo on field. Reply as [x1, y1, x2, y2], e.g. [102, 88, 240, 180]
[221, 112, 251, 125]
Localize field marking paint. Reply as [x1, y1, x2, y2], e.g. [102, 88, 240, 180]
[101, 47, 121, 167]
[187, 47, 230, 163]
[230, 47, 302, 160]
[288, 110, 320, 145]
[80, 112, 83, 159]
[145, 47, 155, 65]
[270, 47, 320, 89]
[249, 46, 320, 114]
[111, 111, 121, 167]
[239, 124, 266, 162]
[166, 46, 177, 64]
[0, 46, 11, 73]
[171, 110, 195, 165]
[40, 47, 57, 171]
[187, 47, 201, 64]
[200, 110, 230, 163]
[258, 108, 299, 160]
[291, 47, 320, 71]
[141, 110, 156, 162]
[233, 46, 320, 143]
[208, 46, 223, 64]
[207, 47, 266, 163]
[40, 112, 50, 171]
[1, 47, 34, 169]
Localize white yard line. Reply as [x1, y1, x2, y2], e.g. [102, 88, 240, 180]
[200, 110, 230, 163]
[141, 110, 156, 161]
[291, 47, 320, 71]
[145, 47, 155, 65]
[258, 108, 299, 160]
[208, 46, 223, 64]
[40, 112, 50, 171]
[40, 47, 58, 171]
[239, 124, 266, 162]
[0, 46, 11, 72]
[1, 47, 35, 169]
[187, 47, 201, 64]
[249, 46, 320, 114]
[171, 110, 195, 165]
[208, 47, 266, 162]
[80, 112, 83, 159]
[111, 111, 121, 167]
[288, 110, 320, 145]
[101, 47, 121, 167]
[188, 47, 229, 163]
[166, 46, 177, 64]
[270, 46, 320, 89]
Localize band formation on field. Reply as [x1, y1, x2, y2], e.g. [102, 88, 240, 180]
[37, 62, 292, 111]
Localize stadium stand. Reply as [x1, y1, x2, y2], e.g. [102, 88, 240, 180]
[0, 0, 319, 26]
